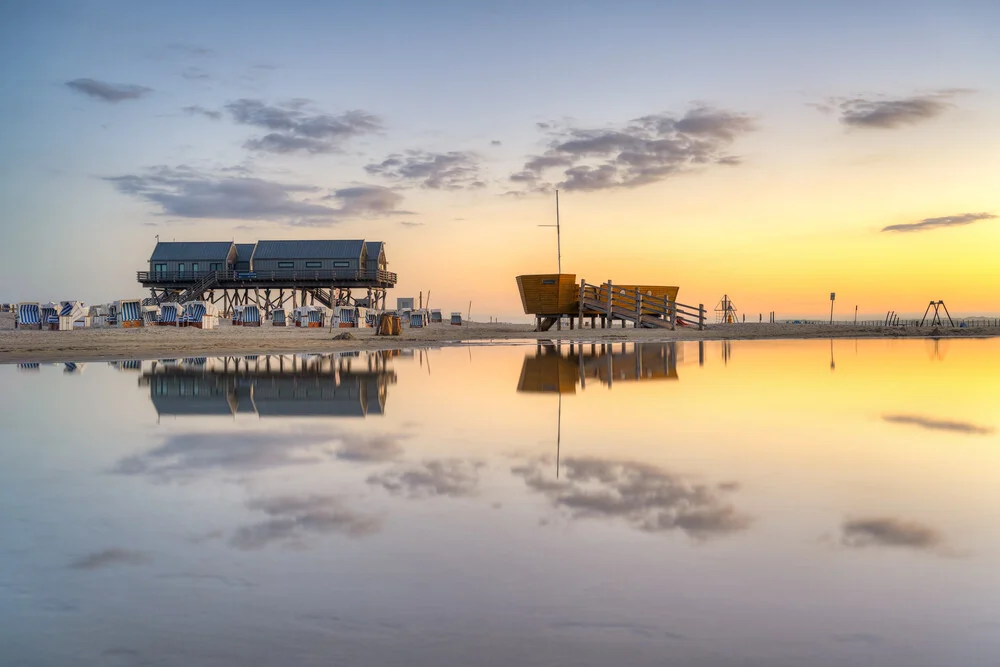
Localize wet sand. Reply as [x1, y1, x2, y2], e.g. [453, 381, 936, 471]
[1, 313, 996, 364]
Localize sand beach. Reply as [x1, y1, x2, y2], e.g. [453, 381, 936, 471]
[2, 312, 996, 364]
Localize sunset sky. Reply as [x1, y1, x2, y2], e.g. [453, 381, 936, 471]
[1, 1, 997, 319]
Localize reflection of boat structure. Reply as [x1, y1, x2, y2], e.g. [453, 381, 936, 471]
[140, 352, 397, 418]
[517, 342, 680, 393]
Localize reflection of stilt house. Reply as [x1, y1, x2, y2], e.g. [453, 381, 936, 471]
[141, 352, 396, 418]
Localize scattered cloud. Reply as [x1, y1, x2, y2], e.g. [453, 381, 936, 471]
[332, 431, 407, 463]
[399, 221, 424, 228]
[882, 413, 994, 434]
[66, 78, 152, 103]
[167, 43, 216, 58]
[112, 429, 330, 480]
[832, 633, 883, 646]
[226, 98, 381, 154]
[836, 89, 972, 129]
[180, 67, 212, 81]
[840, 517, 943, 551]
[69, 548, 150, 570]
[512, 457, 751, 539]
[106, 165, 406, 224]
[365, 150, 486, 190]
[368, 459, 483, 498]
[491, 140, 502, 146]
[509, 106, 755, 193]
[230, 495, 380, 550]
[182, 105, 221, 120]
[881, 212, 996, 234]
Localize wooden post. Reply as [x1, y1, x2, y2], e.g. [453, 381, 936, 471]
[578, 279, 586, 326]
[635, 288, 642, 327]
[698, 304, 705, 331]
[669, 298, 676, 331]
[606, 280, 613, 325]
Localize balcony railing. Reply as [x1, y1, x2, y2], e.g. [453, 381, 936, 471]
[138, 269, 397, 284]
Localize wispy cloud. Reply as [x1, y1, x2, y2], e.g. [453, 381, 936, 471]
[882, 413, 994, 434]
[166, 43, 216, 58]
[368, 459, 483, 498]
[509, 106, 754, 193]
[836, 89, 972, 129]
[105, 165, 406, 224]
[69, 548, 150, 570]
[840, 517, 944, 552]
[513, 457, 750, 538]
[365, 151, 486, 190]
[881, 212, 996, 233]
[399, 221, 424, 228]
[230, 495, 380, 550]
[182, 105, 221, 120]
[226, 98, 381, 154]
[66, 78, 152, 103]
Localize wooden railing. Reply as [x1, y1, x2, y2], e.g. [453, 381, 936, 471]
[578, 280, 705, 330]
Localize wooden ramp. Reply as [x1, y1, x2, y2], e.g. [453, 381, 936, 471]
[578, 281, 705, 330]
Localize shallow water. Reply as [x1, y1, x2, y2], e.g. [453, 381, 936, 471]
[1, 340, 998, 667]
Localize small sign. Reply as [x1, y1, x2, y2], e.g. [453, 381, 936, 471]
[830, 292, 836, 300]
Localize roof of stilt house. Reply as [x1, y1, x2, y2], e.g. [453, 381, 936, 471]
[252, 240, 367, 260]
[149, 241, 234, 261]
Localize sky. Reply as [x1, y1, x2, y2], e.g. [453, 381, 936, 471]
[1, 0, 998, 319]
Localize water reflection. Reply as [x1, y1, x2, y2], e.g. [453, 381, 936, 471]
[517, 342, 679, 394]
[142, 351, 396, 418]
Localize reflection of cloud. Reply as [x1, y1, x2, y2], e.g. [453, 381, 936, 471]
[230, 495, 380, 550]
[333, 433, 407, 463]
[367, 459, 482, 498]
[69, 548, 150, 570]
[512, 458, 750, 538]
[113, 429, 408, 480]
[882, 414, 994, 435]
[841, 517, 943, 551]
[112, 430, 329, 479]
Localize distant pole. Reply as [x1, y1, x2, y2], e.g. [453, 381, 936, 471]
[829, 292, 836, 324]
[854, 305, 858, 324]
[555, 189, 562, 274]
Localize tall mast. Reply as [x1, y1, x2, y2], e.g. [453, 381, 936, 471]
[555, 189, 562, 274]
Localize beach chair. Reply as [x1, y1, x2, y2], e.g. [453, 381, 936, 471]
[450, 312, 463, 325]
[241, 304, 262, 327]
[365, 310, 379, 328]
[431, 309, 443, 323]
[271, 309, 289, 326]
[118, 300, 143, 328]
[16, 303, 42, 330]
[159, 303, 180, 326]
[142, 305, 160, 325]
[184, 301, 219, 329]
[59, 301, 91, 330]
[41, 303, 60, 330]
[307, 308, 325, 328]
[334, 305, 357, 328]
[410, 311, 426, 328]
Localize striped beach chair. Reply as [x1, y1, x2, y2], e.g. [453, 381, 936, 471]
[232, 306, 244, 326]
[335, 306, 357, 328]
[118, 300, 143, 328]
[160, 303, 180, 326]
[184, 301, 219, 329]
[142, 305, 160, 325]
[41, 303, 59, 330]
[58, 300, 90, 330]
[242, 304, 262, 326]
[271, 309, 288, 326]
[16, 303, 42, 330]
[409, 311, 426, 328]
[450, 312, 463, 325]
[365, 310, 379, 328]
[307, 308, 325, 328]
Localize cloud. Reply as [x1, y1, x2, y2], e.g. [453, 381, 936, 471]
[167, 43, 215, 58]
[69, 548, 150, 570]
[882, 413, 994, 434]
[113, 428, 408, 480]
[182, 105, 221, 120]
[226, 98, 381, 154]
[367, 459, 483, 498]
[837, 89, 972, 129]
[365, 151, 486, 190]
[881, 212, 996, 234]
[106, 165, 405, 223]
[180, 67, 212, 81]
[112, 430, 331, 480]
[512, 457, 750, 538]
[66, 78, 152, 103]
[509, 106, 754, 193]
[491, 140, 502, 146]
[840, 517, 943, 551]
[332, 431, 407, 462]
[230, 495, 380, 550]
[399, 221, 424, 227]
